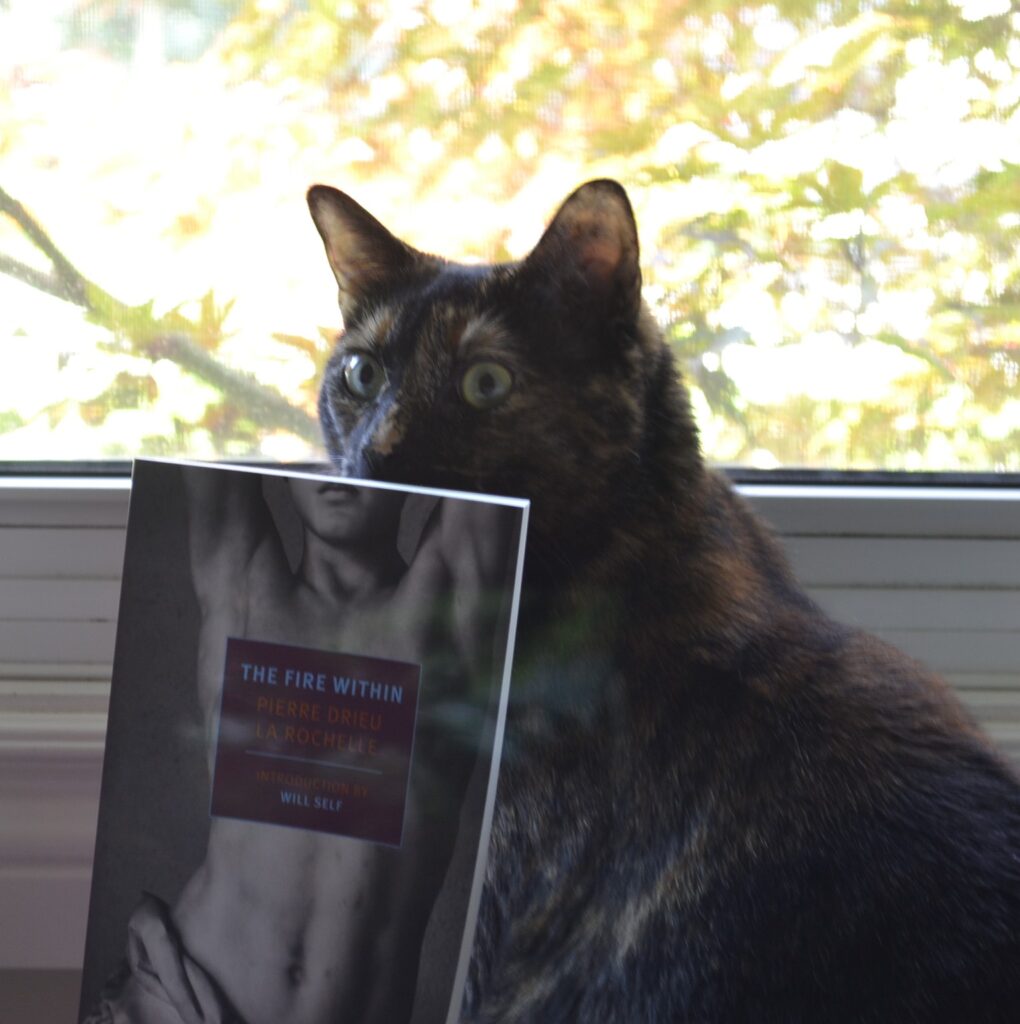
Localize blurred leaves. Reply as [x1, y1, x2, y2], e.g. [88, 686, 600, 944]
[0, 0, 1018, 467]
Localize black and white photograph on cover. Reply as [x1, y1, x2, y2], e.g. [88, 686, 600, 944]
[79, 459, 527, 1024]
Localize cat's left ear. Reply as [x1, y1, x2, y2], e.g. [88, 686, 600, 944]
[307, 185, 424, 316]
[523, 179, 642, 318]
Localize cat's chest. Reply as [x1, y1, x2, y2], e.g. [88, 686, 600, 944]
[473, 689, 712, 1017]
[489, 680, 660, 881]
[483, 621, 734, 903]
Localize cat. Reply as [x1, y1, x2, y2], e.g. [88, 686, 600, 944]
[307, 178, 1020, 1023]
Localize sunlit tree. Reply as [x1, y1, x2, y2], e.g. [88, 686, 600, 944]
[0, 0, 1017, 468]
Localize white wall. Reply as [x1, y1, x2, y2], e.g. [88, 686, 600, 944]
[0, 479, 1017, 970]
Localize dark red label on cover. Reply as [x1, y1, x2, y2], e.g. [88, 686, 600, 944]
[210, 637, 420, 846]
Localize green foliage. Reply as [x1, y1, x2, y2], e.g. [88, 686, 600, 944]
[0, 0, 1018, 468]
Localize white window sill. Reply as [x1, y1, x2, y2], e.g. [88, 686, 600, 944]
[1, 476, 1018, 968]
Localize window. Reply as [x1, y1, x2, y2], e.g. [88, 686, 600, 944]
[1, 0, 1018, 469]
[2, 3, 1019, 983]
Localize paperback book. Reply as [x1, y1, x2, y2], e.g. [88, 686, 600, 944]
[79, 459, 528, 1024]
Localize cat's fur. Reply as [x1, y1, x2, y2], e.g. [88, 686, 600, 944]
[307, 179, 1020, 1023]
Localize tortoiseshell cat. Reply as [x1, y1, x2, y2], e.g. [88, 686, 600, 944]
[307, 179, 1020, 1023]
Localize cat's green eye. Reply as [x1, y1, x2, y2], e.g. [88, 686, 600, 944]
[461, 362, 513, 410]
[341, 351, 385, 401]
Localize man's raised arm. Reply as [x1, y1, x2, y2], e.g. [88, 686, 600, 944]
[436, 498, 516, 681]
[181, 464, 274, 612]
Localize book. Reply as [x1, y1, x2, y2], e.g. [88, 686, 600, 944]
[78, 459, 528, 1024]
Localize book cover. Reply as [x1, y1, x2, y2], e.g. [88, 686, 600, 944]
[78, 459, 528, 1024]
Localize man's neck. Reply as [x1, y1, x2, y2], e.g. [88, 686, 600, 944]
[299, 531, 405, 605]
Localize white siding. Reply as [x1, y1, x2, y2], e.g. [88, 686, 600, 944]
[0, 479, 1017, 969]
[0, 482, 126, 969]
[745, 485, 1020, 765]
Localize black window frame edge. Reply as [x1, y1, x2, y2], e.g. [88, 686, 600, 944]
[726, 468, 1020, 489]
[1, 462, 1019, 489]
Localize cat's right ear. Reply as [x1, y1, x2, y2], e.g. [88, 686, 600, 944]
[522, 179, 642, 320]
[307, 185, 421, 315]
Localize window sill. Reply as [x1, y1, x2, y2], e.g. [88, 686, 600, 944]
[1, 476, 1017, 968]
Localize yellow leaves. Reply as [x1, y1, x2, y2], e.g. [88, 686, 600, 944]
[769, 11, 900, 90]
[79, 372, 159, 425]
[170, 204, 216, 242]
[272, 332, 327, 359]
[2, 0, 1020, 466]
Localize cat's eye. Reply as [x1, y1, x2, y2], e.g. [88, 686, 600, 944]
[341, 351, 385, 401]
[461, 362, 513, 410]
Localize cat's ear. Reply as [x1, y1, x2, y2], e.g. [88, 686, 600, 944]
[307, 185, 423, 314]
[523, 179, 641, 317]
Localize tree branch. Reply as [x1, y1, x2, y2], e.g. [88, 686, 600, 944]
[0, 253, 72, 302]
[0, 185, 89, 306]
[0, 184, 319, 443]
[149, 333, 321, 442]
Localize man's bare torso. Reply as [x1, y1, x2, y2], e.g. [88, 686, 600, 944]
[173, 506, 468, 1024]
